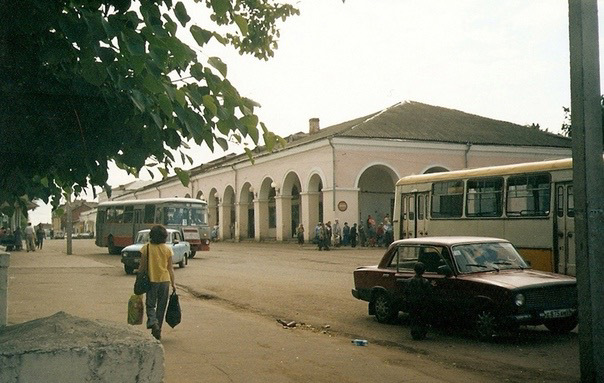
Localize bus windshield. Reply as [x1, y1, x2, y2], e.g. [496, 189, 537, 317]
[451, 242, 529, 273]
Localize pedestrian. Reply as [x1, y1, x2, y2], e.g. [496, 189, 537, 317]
[36, 224, 45, 249]
[14, 227, 22, 251]
[318, 222, 330, 251]
[367, 215, 377, 247]
[24, 222, 35, 252]
[137, 225, 176, 340]
[350, 223, 358, 248]
[296, 223, 305, 246]
[50, 229, 54, 239]
[325, 221, 332, 248]
[313, 223, 321, 244]
[408, 262, 432, 340]
[358, 224, 367, 247]
[332, 219, 341, 247]
[342, 222, 350, 246]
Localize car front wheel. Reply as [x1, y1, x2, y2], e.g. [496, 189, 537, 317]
[373, 292, 397, 324]
[544, 316, 578, 334]
[475, 309, 498, 341]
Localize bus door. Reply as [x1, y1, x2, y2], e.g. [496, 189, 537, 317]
[400, 192, 430, 238]
[555, 183, 575, 275]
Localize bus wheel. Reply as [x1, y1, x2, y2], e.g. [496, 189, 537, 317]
[189, 250, 196, 259]
[178, 254, 187, 268]
[124, 264, 135, 275]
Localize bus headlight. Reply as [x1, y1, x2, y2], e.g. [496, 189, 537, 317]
[514, 293, 525, 307]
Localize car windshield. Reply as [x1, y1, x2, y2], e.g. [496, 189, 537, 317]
[136, 232, 150, 244]
[451, 242, 529, 273]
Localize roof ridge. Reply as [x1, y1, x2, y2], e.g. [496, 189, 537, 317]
[348, 101, 406, 131]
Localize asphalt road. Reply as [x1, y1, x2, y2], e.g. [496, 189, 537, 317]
[5, 239, 579, 382]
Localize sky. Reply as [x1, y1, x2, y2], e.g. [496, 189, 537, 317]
[29, 0, 604, 225]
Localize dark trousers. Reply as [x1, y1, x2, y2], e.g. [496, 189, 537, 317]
[146, 282, 170, 329]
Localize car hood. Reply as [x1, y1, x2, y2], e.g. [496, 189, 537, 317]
[461, 269, 576, 289]
[121, 243, 147, 253]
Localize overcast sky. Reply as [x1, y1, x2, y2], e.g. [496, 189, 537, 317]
[30, 0, 604, 224]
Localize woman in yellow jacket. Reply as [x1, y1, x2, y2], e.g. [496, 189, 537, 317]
[138, 225, 176, 340]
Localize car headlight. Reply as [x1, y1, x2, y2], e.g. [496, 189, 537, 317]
[514, 293, 525, 307]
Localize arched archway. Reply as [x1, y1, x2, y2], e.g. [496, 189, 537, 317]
[258, 177, 276, 240]
[307, 173, 324, 229]
[221, 186, 236, 240]
[208, 188, 219, 233]
[280, 172, 303, 240]
[239, 182, 255, 239]
[357, 164, 398, 227]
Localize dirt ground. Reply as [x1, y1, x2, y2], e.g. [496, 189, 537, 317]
[3, 239, 579, 382]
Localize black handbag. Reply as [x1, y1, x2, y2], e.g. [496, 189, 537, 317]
[134, 244, 151, 295]
[165, 291, 181, 328]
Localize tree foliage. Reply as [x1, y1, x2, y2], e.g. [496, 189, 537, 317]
[561, 95, 604, 138]
[0, 0, 297, 214]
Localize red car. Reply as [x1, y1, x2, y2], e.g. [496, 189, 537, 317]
[352, 237, 578, 340]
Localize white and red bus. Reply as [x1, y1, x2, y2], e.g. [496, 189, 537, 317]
[95, 198, 210, 256]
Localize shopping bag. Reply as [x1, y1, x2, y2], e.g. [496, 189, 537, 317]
[128, 294, 143, 325]
[165, 291, 181, 328]
[134, 272, 151, 295]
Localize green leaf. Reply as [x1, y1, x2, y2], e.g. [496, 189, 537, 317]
[40, 177, 49, 188]
[217, 120, 231, 135]
[202, 95, 218, 116]
[158, 94, 173, 117]
[81, 61, 107, 87]
[244, 147, 255, 164]
[211, 0, 231, 16]
[130, 90, 146, 112]
[240, 115, 258, 130]
[143, 73, 164, 94]
[234, 15, 248, 36]
[208, 57, 227, 77]
[174, 167, 190, 186]
[121, 30, 145, 56]
[190, 63, 204, 81]
[190, 25, 213, 47]
[247, 123, 259, 144]
[174, 1, 191, 27]
[216, 136, 229, 151]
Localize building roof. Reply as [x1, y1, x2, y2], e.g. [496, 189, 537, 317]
[288, 101, 571, 147]
[136, 101, 572, 191]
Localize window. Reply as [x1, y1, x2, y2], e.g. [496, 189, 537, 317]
[144, 205, 156, 224]
[417, 195, 424, 220]
[466, 177, 503, 217]
[113, 206, 125, 223]
[396, 246, 420, 271]
[557, 186, 564, 218]
[431, 180, 463, 218]
[123, 206, 134, 223]
[567, 186, 574, 218]
[506, 174, 551, 217]
[97, 209, 106, 224]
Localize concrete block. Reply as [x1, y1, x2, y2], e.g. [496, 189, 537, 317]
[0, 311, 164, 383]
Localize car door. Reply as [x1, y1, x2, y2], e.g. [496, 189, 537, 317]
[171, 232, 185, 264]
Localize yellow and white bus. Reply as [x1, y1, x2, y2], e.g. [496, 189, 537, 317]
[95, 198, 210, 256]
[393, 158, 585, 275]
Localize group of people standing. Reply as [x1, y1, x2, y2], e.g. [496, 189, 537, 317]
[0, 223, 47, 252]
[301, 213, 394, 251]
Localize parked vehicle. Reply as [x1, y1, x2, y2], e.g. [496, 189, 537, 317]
[53, 230, 65, 239]
[121, 229, 190, 275]
[352, 236, 578, 340]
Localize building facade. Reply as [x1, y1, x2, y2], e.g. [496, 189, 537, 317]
[100, 101, 572, 242]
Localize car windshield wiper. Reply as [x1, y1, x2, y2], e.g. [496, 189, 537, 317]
[465, 263, 488, 269]
[493, 261, 513, 266]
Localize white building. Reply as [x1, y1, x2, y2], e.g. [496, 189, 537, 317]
[101, 101, 571, 242]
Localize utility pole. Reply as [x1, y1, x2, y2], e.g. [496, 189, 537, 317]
[568, 1, 604, 382]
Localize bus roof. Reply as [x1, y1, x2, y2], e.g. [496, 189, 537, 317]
[97, 197, 207, 207]
[396, 157, 573, 186]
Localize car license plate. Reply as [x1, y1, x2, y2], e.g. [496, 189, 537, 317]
[543, 309, 574, 319]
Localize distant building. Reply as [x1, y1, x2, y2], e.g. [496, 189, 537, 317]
[99, 101, 571, 242]
[52, 200, 98, 234]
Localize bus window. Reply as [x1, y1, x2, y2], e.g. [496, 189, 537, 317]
[557, 186, 564, 217]
[106, 207, 116, 223]
[466, 177, 503, 217]
[417, 195, 424, 220]
[431, 180, 463, 218]
[506, 174, 551, 217]
[567, 186, 574, 217]
[408, 195, 415, 220]
[144, 205, 156, 224]
[97, 208, 106, 223]
[123, 206, 134, 223]
[114, 206, 125, 223]
[191, 208, 206, 225]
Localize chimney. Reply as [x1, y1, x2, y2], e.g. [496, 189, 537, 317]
[309, 118, 320, 134]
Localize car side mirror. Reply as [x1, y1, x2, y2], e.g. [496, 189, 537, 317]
[437, 265, 453, 277]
